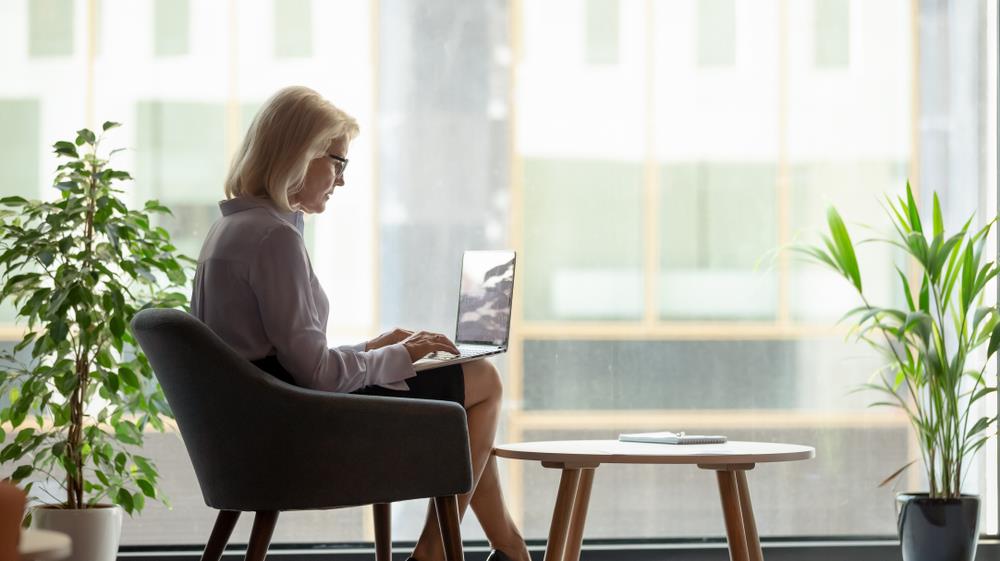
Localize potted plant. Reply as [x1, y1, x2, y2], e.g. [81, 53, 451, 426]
[798, 182, 998, 561]
[0, 123, 193, 561]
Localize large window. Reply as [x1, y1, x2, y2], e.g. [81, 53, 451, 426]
[0, 0, 997, 547]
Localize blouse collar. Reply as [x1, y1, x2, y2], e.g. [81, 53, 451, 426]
[219, 197, 305, 235]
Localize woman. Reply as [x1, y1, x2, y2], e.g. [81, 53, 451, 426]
[191, 86, 529, 561]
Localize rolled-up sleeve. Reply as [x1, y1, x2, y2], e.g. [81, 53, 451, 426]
[249, 225, 415, 392]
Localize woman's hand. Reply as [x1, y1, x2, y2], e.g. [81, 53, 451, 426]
[365, 328, 413, 351]
[401, 331, 460, 362]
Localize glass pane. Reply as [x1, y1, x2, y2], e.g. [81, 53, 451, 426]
[654, 0, 780, 321]
[0, 100, 40, 198]
[585, 0, 619, 65]
[29, 0, 73, 57]
[788, 161, 908, 321]
[815, 0, 850, 68]
[154, 0, 190, 57]
[523, 159, 644, 321]
[275, 0, 313, 58]
[523, 338, 879, 411]
[786, 0, 911, 321]
[659, 162, 778, 320]
[136, 101, 225, 204]
[0, 100, 40, 324]
[136, 101, 225, 257]
[520, 0, 647, 323]
[697, 0, 735, 67]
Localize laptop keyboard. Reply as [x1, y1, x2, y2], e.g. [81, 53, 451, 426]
[457, 346, 496, 358]
[427, 346, 498, 360]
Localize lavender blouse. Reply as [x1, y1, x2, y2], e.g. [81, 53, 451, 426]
[191, 197, 414, 392]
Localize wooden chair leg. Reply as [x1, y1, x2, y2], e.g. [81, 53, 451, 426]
[434, 495, 464, 561]
[201, 510, 240, 561]
[374, 503, 392, 561]
[244, 511, 279, 561]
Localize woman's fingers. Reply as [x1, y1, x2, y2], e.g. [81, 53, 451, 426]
[402, 331, 459, 361]
[423, 331, 458, 354]
[436, 335, 459, 354]
[366, 327, 416, 351]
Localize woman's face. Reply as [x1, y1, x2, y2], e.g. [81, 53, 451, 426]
[293, 136, 349, 214]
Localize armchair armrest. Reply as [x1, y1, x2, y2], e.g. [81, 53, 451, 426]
[188, 370, 474, 511]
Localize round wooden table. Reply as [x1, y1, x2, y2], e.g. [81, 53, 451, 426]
[494, 440, 815, 561]
[18, 529, 71, 560]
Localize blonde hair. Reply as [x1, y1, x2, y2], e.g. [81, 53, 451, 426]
[224, 86, 360, 212]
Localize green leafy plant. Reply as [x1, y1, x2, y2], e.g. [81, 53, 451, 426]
[0, 123, 193, 515]
[798, 182, 999, 498]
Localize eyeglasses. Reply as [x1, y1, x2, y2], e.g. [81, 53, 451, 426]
[328, 154, 349, 179]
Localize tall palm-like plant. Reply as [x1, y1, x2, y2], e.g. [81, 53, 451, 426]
[799, 182, 998, 498]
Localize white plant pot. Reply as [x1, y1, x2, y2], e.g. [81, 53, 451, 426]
[32, 504, 123, 561]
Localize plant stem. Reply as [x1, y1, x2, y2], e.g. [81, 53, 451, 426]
[860, 293, 934, 484]
[67, 355, 85, 508]
[66, 143, 100, 509]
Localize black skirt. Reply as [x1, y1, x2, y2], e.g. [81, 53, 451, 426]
[251, 355, 465, 406]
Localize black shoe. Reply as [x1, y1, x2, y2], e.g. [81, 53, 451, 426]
[485, 550, 514, 561]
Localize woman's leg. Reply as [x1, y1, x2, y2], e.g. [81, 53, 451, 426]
[410, 360, 529, 561]
[469, 452, 527, 557]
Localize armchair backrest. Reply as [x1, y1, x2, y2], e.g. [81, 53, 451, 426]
[131, 308, 299, 507]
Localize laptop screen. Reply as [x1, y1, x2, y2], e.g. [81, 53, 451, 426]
[455, 250, 516, 346]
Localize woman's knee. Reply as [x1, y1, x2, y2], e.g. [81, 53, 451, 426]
[463, 359, 503, 405]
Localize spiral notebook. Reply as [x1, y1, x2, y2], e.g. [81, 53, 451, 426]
[618, 431, 728, 445]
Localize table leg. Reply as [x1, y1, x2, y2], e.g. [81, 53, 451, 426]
[735, 470, 763, 561]
[563, 468, 596, 561]
[715, 470, 750, 561]
[543, 469, 581, 561]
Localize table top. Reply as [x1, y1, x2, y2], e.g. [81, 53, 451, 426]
[19, 529, 71, 561]
[494, 440, 815, 466]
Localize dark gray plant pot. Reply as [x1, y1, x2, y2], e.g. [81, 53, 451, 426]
[897, 493, 980, 561]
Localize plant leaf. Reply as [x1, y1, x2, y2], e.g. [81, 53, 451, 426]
[10, 465, 33, 481]
[826, 206, 862, 292]
[905, 181, 922, 233]
[136, 479, 156, 498]
[968, 387, 997, 404]
[878, 459, 920, 488]
[896, 267, 915, 311]
[116, 488, 134, 514]
[932, 191, 944, 237]
[75, 128, 96, 146]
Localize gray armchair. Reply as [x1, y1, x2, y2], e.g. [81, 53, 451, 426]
[131, 308, 472, 561]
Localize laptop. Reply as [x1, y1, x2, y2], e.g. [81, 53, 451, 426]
[413, 250, 516, 372]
